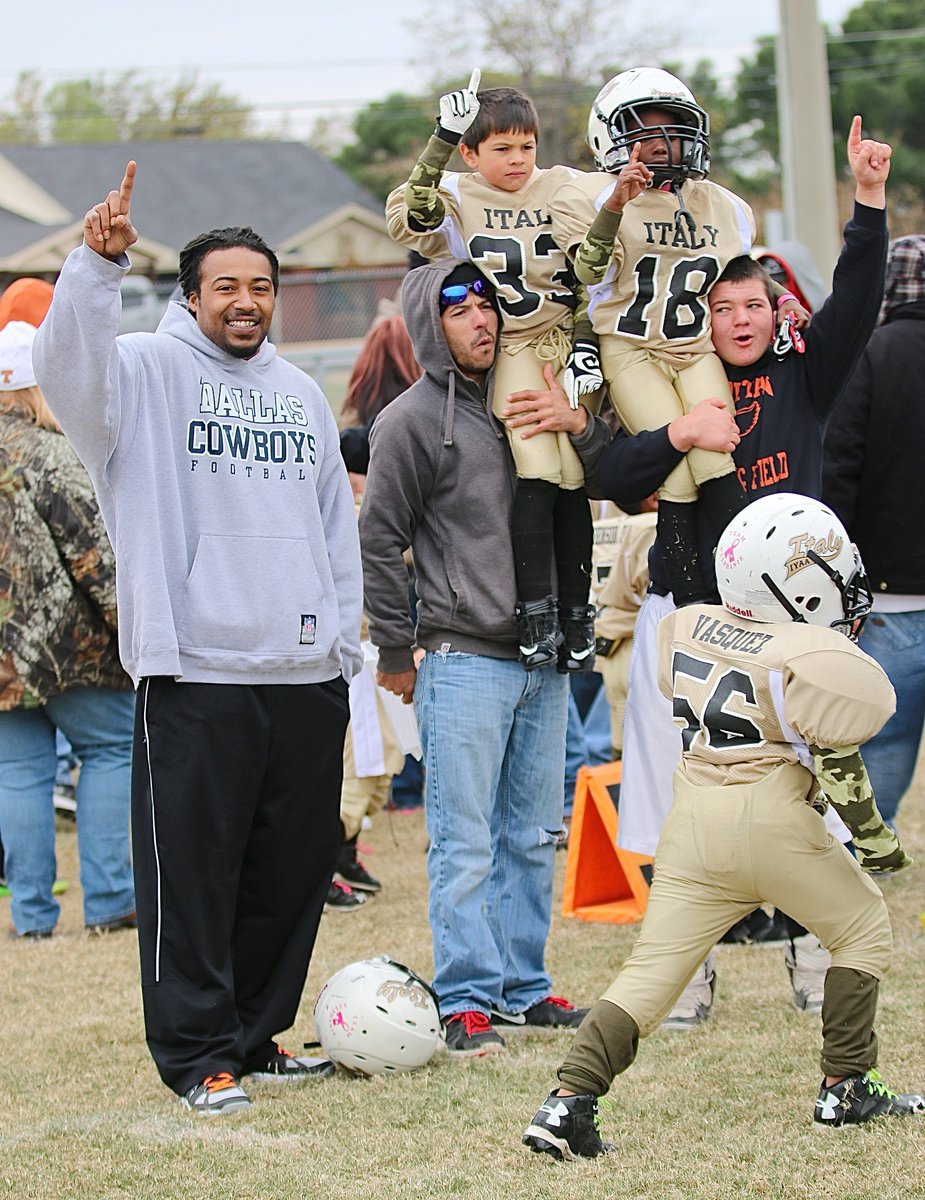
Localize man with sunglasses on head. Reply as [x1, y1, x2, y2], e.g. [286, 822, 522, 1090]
[360, 260, 591, 1057]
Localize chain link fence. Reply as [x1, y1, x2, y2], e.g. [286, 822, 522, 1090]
[275, 265, 407, 344]
[274, 265, 409, 414]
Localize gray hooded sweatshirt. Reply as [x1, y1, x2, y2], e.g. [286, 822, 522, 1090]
[360, 258, 524, 672]
[33, 243, 362, 687]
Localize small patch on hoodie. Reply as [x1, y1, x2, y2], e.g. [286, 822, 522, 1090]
[300, 614, 317, 644]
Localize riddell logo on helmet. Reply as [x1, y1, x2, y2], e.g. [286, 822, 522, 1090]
[725, 602, 753, 618]
[784, 529, 843, 578]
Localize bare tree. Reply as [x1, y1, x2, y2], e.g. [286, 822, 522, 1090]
[409, 0, 674, 165]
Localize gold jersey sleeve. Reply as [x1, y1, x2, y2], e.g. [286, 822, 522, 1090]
[657, 606, 895, 788]
[592, 508, 657, 642]
[782, 644, 895, 749]
[548, 171, 616, 256]
[386, 164, 585, 343]
[570, 181, 755, 360]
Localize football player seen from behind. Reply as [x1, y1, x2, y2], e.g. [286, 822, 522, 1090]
[524, 493, 921, 1161]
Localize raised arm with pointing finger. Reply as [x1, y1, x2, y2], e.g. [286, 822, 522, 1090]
[84, 160, 138, 260]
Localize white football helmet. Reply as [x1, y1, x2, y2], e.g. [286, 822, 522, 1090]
[313, 956, 443, 1076]
[587, 67, 710, 182]
[714, 494, 872, 638]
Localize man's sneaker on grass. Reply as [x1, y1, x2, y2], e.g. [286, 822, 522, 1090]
[492, 995, 588, 1029]
[245, 1044, 335, 1082]
[786, 933, 830, 1015]
[8, 927, 54, 941]
[661, 957, 715, 1030]
[86, 912, 137, 935]
[181, 1072, 251, 1116]
[335, 838, 382, 894]
[443, 1010, 506, 1056]
[523, 1091, 615, 1161]
[324, 880, 367, 912]
[814, 1070, 925, 1126]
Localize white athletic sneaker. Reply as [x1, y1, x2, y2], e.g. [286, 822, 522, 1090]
[661, 956, 715, 1031]
[181, 1072, 251, 1116]
[785, 934, 830, 1014]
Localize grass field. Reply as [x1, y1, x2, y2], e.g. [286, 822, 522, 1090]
[2, 772, 924, 1200]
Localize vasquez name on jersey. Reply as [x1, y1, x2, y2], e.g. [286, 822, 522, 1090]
[656, 604, 895, 789]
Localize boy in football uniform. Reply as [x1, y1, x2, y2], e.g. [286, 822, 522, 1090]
[522, 493, 922, 1160]
[551, 68, 807, 608]
[386, 72, 603, 673]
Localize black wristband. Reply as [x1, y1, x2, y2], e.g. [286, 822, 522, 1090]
[434, 122, 462, 146]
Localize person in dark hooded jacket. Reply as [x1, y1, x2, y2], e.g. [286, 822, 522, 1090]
[824, 234, 925, 827]
[359, 259, 590, 1056]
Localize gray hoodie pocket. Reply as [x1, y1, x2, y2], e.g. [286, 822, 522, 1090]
[178, 533, 332, 659]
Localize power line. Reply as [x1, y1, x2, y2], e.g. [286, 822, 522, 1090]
[0, 26, 923, 84]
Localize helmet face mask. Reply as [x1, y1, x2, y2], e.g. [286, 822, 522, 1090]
[313, 956, 443, 1076]
[588, 67, 710, 182]
[714, 493, 873, 641]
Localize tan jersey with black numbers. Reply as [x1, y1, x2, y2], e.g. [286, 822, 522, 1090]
[386, 166, 602, 344]
[551, 178, 756, 365]
[656, 605, 895, 790]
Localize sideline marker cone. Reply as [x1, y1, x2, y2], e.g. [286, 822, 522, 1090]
[562, 762, 651, 924]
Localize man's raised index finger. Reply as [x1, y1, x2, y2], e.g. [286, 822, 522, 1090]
[119, 161, 137, 205]
[847, 115, 862, 151]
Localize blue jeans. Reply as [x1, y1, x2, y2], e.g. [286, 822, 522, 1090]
[414, 651, 569, 1017]
[389, 753, 424, 810]
[0, 688, 135, 934]
[858, 610, 925, 825]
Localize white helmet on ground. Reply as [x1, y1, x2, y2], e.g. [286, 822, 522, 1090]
[587, 66, 710, 181]
[714, 493, 872, 638]
[313, 956, 443, 1076]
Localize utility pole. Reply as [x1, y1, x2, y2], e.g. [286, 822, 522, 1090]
[777, 0, 841, 282]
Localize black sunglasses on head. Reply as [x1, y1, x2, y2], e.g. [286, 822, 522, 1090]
[439, 278, 491, 309]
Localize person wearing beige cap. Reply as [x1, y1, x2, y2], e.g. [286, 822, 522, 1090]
[0, 318, 135, 939]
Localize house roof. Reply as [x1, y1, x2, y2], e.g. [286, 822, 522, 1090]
[0, 140, 386, 270]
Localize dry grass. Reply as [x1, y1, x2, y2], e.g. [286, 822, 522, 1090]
[2, 768, 924, 1200]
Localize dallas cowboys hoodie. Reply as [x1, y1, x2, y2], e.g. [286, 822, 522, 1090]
[34, 243, 362, 687]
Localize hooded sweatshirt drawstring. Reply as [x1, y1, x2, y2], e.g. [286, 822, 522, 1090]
[442, 368, 456, 447]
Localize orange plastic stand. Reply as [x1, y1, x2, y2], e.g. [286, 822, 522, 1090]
[562, 761, 652, 924]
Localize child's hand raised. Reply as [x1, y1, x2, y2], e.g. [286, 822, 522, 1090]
[437, 69, 481, 140]
[604, 144, 652, 213]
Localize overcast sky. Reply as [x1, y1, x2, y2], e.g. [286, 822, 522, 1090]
[4, 1, 859, 140]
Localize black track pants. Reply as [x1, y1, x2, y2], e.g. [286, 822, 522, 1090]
[131, 676, 349, 1094]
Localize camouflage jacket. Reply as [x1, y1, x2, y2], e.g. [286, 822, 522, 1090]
[0, 411, 129, 709]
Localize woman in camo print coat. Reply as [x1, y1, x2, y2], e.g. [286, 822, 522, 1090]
[0, 319, 135, 939]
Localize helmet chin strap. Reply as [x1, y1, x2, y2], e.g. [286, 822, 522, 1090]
[759, 571, 807, 624]
[669, 180, 697, 238]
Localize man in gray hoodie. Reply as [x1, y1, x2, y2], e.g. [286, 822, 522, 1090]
[33, 162, 363, 1115]
[360, 259, 589, 1056]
